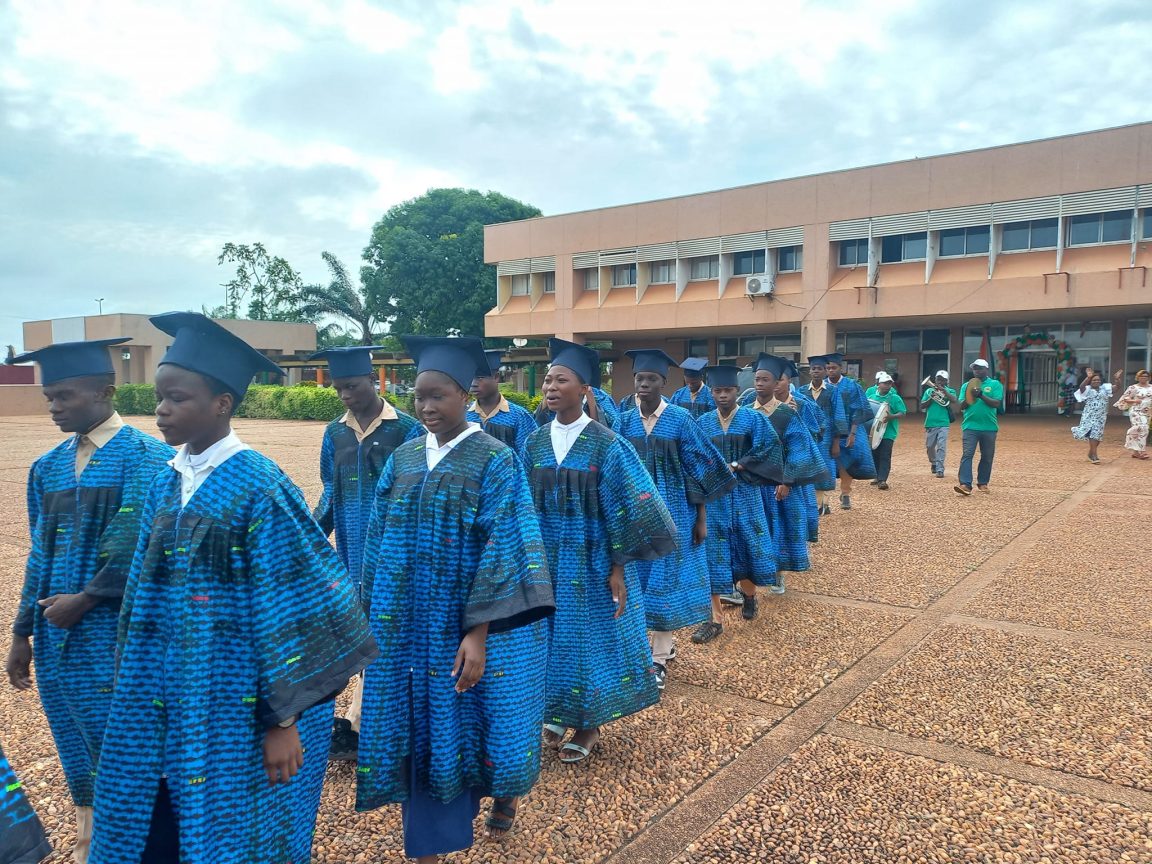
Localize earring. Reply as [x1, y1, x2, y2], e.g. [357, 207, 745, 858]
[219, 409, 226, 416]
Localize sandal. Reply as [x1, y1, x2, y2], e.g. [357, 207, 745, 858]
[485, 797, 518, 840]
[559, 729, 601, 764]
[542, 723, 567, 746]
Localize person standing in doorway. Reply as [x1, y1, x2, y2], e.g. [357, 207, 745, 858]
[865, 372, 906, 490]
[955, 358, 1004, 495]
[920, 371, 958, 478]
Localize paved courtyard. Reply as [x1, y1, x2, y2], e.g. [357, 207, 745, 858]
[1, 413, 1149, 863]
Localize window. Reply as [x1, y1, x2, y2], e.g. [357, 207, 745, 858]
[1067, 209, 1133, 246]
[1001, 218, 1057, 251]
[688, 256, 719, 280]
[733, 249, 766, 276]
[582, 268, 599, 291]
[838, 238, 869, 266]
[740, 336, 766, 356]
[687, 339, 709, 359]
[649, 260, 675, 283]
[612, 263, 636, 287]
[890, 330, 920, 352]
[922, 329, 950, 351]
[776, 245, 803, 272]
[1128, 319, 1150, 379]
[1143, 209, 1152, 239]
[542, 272, 555, 293]
[845, 331, 884, 353]
[880, 232, 927, 263]
[510, 274, 530, 296]
[938, 225, 990, 257]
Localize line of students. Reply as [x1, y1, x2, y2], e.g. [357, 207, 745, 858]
[4, 322, 879, 863]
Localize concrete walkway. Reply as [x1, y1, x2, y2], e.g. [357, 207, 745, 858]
[0, 415, 1147, 863]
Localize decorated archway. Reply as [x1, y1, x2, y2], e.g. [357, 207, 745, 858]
[997, 331, 1076, 404]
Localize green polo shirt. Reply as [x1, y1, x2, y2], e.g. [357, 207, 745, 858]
[921, 386, 958, 429]
[961, 377, 1003, 431]
[865, 386, 907, 441]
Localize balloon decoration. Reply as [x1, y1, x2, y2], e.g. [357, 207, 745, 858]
[997, 332, 1076, 382]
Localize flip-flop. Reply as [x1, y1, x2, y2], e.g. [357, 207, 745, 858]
[485, 797, 518, 839]
[559, 730, 601, 764]
[542, 723, 567, 746]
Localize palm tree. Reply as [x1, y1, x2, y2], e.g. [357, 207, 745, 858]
[296, 252, 389, 346]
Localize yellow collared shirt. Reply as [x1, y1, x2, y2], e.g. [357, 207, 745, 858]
[469, 395, 511, 423]
[75, 412, 125, 478]
[341, 397, 398, 443]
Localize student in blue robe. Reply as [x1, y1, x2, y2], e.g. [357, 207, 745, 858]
[744, 354, 831, 581]
[669, 357, 717, 420]
[356, 335, 555, 861]
[824, 352, 876, 510]
[533, 344, 618, 430]
[311, 346, 422, 760]
[5, 338, 173, 864]
[616, 349, 735, 689]
[0, 740, 51, 864]
[802, 355, 839, 516]
[468, 349, 538, 457]
[784, 361, 825, 543]
[526, 339, 675, 763]
[692, 365, 783, 642]
[89, 313, 378, 864]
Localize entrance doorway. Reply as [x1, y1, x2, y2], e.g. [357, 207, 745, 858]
[1019, 350, 1057, 410]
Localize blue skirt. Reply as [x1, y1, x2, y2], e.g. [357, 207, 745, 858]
[401, 768, 483, 859]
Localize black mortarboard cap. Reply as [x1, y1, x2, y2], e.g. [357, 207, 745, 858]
[754, 353, 788, 379]
[807, 354, 829, 366]
[307, 346, 384, 379]
[401, 335, 489, 392]
[480, 349, 504, 377]
[150, 312, 284, 400]
[626, 348, 677, 378]
[10, 338, 129, 385]
[548, 338, 598, 386]
[823, 352, 846, 365]
[703, 365, 741, 389]
[681, 357, 708, 375]
[783, 360, 799, 379]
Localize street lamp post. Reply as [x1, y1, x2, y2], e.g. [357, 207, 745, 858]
[95, 298, 105, 315]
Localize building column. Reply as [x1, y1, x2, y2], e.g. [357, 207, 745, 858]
[802, 319, 836, 357]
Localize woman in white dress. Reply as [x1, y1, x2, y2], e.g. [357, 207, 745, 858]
[1114, 369, 1152, 460]
[1071, 368, 1120, 463]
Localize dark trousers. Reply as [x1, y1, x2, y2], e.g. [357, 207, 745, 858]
[872, 438, 894, 484]
[958, 429, 997, 487]
[141, 780, 180, 864]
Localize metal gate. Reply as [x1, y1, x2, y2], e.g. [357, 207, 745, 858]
[1020, 350, 1058, 409]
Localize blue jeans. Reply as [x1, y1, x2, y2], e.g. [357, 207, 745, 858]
[958, 429, 997, 487]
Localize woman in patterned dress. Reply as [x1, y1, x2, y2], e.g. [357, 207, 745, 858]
[1070, 369, 1119, 463]
[1115, 369, 1152, 460]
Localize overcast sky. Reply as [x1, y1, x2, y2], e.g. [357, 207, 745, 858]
[2, 0, 1150, 351]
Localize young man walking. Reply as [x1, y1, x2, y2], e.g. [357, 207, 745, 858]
[920, 370, 958, 478]
[955, 358, 1004, 495]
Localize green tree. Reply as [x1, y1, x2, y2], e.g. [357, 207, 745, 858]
[362, 188, 541, 338]
[217, 242, 308, 321]
[296, 252, 390, 346]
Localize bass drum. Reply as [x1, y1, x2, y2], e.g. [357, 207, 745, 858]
[868, 399, 891, 449]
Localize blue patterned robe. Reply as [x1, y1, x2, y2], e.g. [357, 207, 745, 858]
[792, 392, 828, 542]
[697, 408, 783, 593]
[526, 420, 676, 729]
[90, 450, 378, 864]
[618, 404, 736, 630]
[467, 399, 538, 458]
[535, 387, 618, 431]
[826, 376, 876, 480]
[314, 408, 421, 589]
[356, 432, 555, 810]
[803, 382, 839, 491]
[753, 401, 832, 573]
[670, 385, 716, 420]
[0, 741, 51, 864]
[14, 424, 172, 808]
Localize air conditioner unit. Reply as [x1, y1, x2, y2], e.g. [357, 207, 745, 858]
[745, 274, 775, 296]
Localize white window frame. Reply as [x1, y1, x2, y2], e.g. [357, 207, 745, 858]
[838, 238, 868, 267]
[582, 268, 599, 291]
[649, 260, 675, 284]
[510, 274, 530, 296]
[542, 272, 555, 293]
[776, 245, 803, 272]
[937, 225, 991, 259]
[688, 256, 719, 281]
[612, 263, 636, 287]
[1065, 210, 1134, 248]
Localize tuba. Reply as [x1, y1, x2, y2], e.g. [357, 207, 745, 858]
[922, 376, 950, 407]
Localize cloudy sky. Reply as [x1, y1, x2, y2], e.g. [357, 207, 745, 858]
[1, 0, 1149, 350]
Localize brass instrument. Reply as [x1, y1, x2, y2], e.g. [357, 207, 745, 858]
[922, 376, 950, 407]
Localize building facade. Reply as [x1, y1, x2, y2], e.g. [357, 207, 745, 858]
[483, 123, 1152, 408]
[19, 314, 317, 385]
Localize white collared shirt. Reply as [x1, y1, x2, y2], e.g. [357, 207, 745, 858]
[550, 412, 593, 465]
[425, 423, 481, 470]
[169, 430, 250, 506]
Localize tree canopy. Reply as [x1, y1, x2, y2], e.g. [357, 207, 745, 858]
[212, 242, 310, 322]
[362, 188, 541, 339]
[296, 251, 392, 346]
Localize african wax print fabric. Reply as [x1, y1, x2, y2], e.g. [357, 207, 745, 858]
[1117, 384, 1152, 452]
[762, 404, 832, 572]
[90, 449, 378, 864]
[1071, 383, 1112, 441]
[314, 409, 421, 589]
[467, 400, 538, 457]
[526, 419, 674, 728]
[697, 407, 782, 592]
[826, 377, 876, 480]
[15, 425, 172, 807]
[0, 741, 51, 864]
[670, 384, 716, 420]
[356, 432, 555, 809]
[618, 404, 736, 630]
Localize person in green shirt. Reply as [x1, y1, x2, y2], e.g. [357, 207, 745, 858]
[920, 370, 959, 478]
[864, 372, 906, 490]
[955, 358, 1004, 495]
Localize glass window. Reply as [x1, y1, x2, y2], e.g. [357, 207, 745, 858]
[648, 260, 675, 283]
[1001, 221, 1030, 251]
[890, 330, 920, 352]
[777, 245, 802, 272]
[542, 272, 555, 293]
[582, 268, 599, 290]
[922, 329, 950, 351]
[687, 339, 709, 359]
[740, 336, 765, 355]
[510, 274, 530, 296]
[939, 228, 967, 257]
[966, 225, 990, 254]
[717, 337, 739, 357]
[733, 249, 766, 276]
[1101, 210, 1133, 243]
[903, 232, 927, 260]
[880, 232, 927, 263]
[1067, 213, 1100, 246]
[838, 238, 868, 266]
[880, 235, 903, 263]
[1127, 319, 1149, 349]
[1031, 218, 1058, 248]
[1143, 210, 1152, 239]
[846, 331, 884, 353]
[688, 256, 719, 280]
[612, 263, 636, 287]
[1003, 218, 1058, 251]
